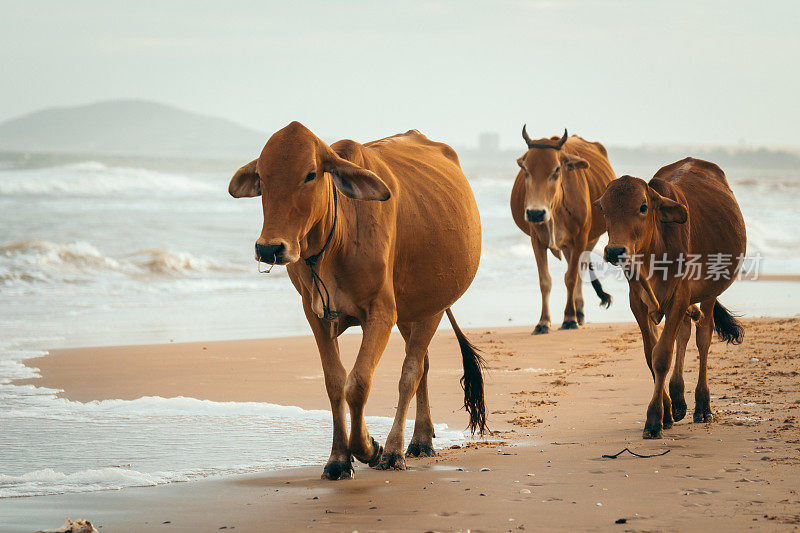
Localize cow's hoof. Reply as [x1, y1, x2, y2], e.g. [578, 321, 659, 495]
[662, 418, 674, 430]
[375, 451, 406, 470]
[406, 441, 436, 458]
[561, 320, 579, 330]
[366, 437, 384, 467]
[693, 410, 714, 423]
[532, 324, 550, 335]
[686, 305, 703, 322]
[642, 423, 662, 439]
[321, 459, 354, 480]
[353, 437, 383, 467]
[576, 312, 585, 325]
[671, 397, 687, 422]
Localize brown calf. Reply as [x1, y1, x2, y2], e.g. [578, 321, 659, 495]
[595, 157, 746, 438]
[229, 122, 485, 478]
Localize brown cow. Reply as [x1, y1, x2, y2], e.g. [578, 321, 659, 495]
[510, 127, 615, 333]
[228, 122, 485, 478]
[594, 157, 746, 438]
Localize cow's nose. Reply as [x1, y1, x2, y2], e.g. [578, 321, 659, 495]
[256, 242, 286, 264]
[526, 209, 546, 223]
[604, 246, 627, 264]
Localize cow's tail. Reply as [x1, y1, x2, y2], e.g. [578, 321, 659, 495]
[446, 308, 487, 435]
[588, 262, 612, 309]
[713, 300, 744, 345]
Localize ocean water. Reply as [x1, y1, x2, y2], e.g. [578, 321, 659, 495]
[1, 153, 798, 498]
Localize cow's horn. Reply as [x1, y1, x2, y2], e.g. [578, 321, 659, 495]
[522, 124, 533, 148]
[558, 128, 568, 148]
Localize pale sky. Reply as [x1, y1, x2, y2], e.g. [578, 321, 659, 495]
[1, 0, 798, 148]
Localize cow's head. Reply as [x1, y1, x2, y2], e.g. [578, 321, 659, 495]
[594, 175, 688, 265]
[516, 126, 587, 224]
[229, 121, 390, 265]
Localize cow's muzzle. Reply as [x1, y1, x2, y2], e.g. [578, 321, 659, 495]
[604, 246, 627, 265]
[525, 208, 548, 223]
[256, 241, 291, 265]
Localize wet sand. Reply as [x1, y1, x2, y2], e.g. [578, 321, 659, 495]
[6, 318, 800, 531]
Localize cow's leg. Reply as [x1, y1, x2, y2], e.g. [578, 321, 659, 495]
[406, 352, 435, 457]
[378, 314, 442, 469]
[303, 302, 351, 480]
[575, 260, 586, 325]
[668, 316, 692, 423]
[561, 238, 587, 330]
[532, 236, 552, 334]
[574, 238, 598, 325]
[643, 293, 688, 439]
[630, 284, 657, 375]
[693, 298, 716, 423]
[346, 312, 395, 467]
[397, 323, 437, 458]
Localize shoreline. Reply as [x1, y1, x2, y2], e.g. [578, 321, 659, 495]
[4, 318, 800, 530]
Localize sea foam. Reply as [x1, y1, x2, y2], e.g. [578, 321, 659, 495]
[0, 239, 242, 287]
[0, 389, 469, 498]
[0, 161, 216, 196]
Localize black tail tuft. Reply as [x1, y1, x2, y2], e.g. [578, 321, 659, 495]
[446, 308, 487, 435]
[589, 263, 612, 308]
[713, 301, 744, 345]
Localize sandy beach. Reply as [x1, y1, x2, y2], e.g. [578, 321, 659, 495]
[4, 317, 799, 531]
[3, 2, 800, 531]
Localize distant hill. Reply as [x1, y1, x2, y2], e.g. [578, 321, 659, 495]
[0, 100, 266, 158]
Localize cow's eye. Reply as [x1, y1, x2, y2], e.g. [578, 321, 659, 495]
[640, 203, 648, 214]
[550, 166, 560, 180]
[304, 171, 316, 183]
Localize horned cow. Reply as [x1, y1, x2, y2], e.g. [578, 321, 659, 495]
[510, 127, 615, 334]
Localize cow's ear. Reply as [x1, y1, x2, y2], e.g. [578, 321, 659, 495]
[228, 159, 260, 197]
[561, 153, 589, 171]
[652, 191, 688, 223]
[325, 155, 391, 201]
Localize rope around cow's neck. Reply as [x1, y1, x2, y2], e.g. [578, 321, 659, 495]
[304, 180, 340, 321]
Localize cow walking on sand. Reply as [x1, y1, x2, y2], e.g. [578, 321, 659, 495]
[510, 127, 615, 334]
[229, 122, 485, 478]
[594, 158, 746, 438]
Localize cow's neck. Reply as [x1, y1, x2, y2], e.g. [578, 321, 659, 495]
[302, 184, 340, 263]
[641, 220, 684, 306]
[298, 182, 345, 320]
[550, 174, 585, 244]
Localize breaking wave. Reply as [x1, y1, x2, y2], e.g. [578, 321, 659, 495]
[0, 467, 168, 498]
[0, 161, 216, 196]
[0, 239, 241, 286]
[0, 391, 468, 498]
